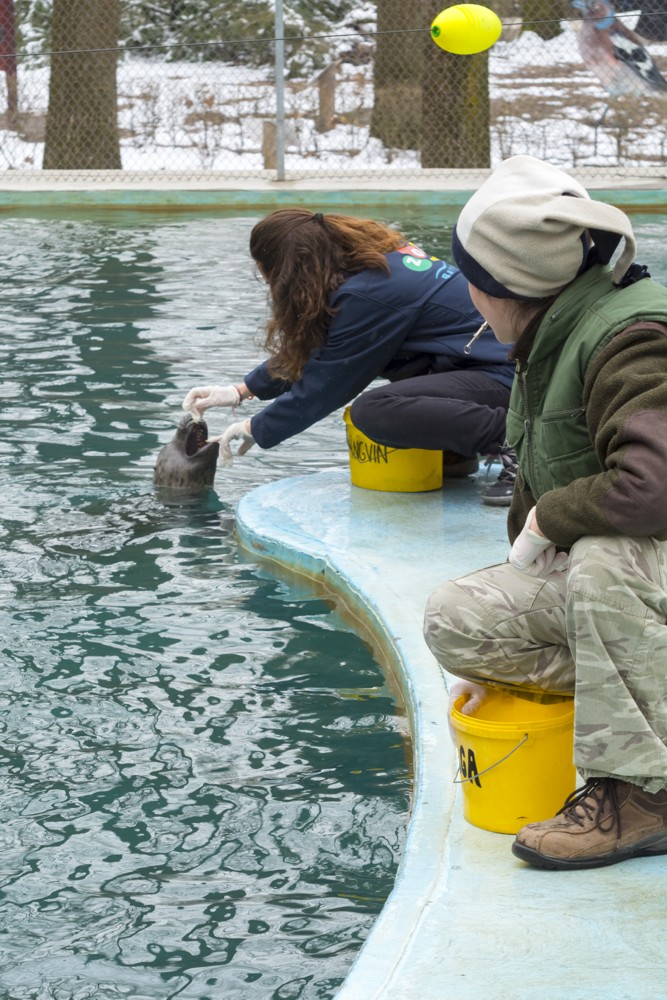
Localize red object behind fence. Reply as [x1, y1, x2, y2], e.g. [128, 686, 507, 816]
[0, 0, 16, 77]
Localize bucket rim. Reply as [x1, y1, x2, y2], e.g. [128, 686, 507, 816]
[451, 693, 574, 738]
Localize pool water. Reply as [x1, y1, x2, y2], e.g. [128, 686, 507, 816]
[1, 207, 665, 1000]
[0, 212, 415, 1000]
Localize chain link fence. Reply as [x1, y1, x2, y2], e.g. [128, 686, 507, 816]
[0, 1, 666, 184]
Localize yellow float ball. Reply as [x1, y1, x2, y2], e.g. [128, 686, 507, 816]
[430, 4, 503, 55]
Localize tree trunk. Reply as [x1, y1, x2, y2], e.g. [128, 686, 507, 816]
[370, 0, 423, 150]
[0, 0, 17, 127]
[494, 0, 523, 42]
[43, 0, 121, 169]
[421, 1, 491, 169]
[522, 0, 568, 40]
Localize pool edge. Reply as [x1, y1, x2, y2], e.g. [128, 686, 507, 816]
[234, 469, 496, 999]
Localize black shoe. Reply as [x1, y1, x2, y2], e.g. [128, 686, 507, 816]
[482, 446, 517, 506]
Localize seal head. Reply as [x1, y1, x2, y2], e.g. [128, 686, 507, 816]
[153, 415, 220, 490]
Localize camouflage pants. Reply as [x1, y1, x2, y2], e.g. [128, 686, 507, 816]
[424, 535, 667, 793]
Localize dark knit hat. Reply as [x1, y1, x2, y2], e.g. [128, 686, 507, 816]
[452, 155, 637, 300]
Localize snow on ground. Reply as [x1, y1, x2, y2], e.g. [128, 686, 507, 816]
[0, 19, 666, 177]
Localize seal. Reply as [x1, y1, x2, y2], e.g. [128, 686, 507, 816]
[153, 414, 220, 490]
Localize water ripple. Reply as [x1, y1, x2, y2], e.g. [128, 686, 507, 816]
[0, 212, 421, 999]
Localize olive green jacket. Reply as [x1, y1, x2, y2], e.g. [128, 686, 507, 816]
[506, 265, 667, 547]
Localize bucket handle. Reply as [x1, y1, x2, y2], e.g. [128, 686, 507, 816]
[453, 733, 528, 784]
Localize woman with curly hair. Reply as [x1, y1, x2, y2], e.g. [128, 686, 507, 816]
[182, 208, 515, 498]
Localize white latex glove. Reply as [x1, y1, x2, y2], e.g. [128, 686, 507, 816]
[182, 384, 241, 421]
[447, 680, 490, 744]
[211, 419, 255, 467]
[509, 506, 567, 576]
[524, 547, 569, 577]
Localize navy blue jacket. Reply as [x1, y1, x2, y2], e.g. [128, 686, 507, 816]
[245, 246, 514, 449]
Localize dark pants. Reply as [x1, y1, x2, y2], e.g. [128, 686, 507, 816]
[349, 370, 510, 455]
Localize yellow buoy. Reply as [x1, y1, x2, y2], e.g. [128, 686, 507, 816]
[430, 4, 503, 55]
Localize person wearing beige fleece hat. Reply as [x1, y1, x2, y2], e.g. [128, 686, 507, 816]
[424, 155, 667, 870]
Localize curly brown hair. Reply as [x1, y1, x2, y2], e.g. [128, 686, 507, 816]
[249, 208, 405, 382]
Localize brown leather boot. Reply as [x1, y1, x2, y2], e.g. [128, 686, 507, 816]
[512, 778, 667, 870]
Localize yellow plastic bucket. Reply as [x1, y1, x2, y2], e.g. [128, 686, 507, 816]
[451, 689, 576, 834]
[343, 407, 443, 492]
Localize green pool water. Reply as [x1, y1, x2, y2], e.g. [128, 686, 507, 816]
[1, 207, 665, 1000]
[0, 212, 413, 1000]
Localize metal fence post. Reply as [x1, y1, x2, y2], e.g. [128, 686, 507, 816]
[274, 0, 286, 181]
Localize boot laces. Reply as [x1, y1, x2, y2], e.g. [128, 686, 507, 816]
[557, 777, 621, 837]
[484, 445, 518, 483]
